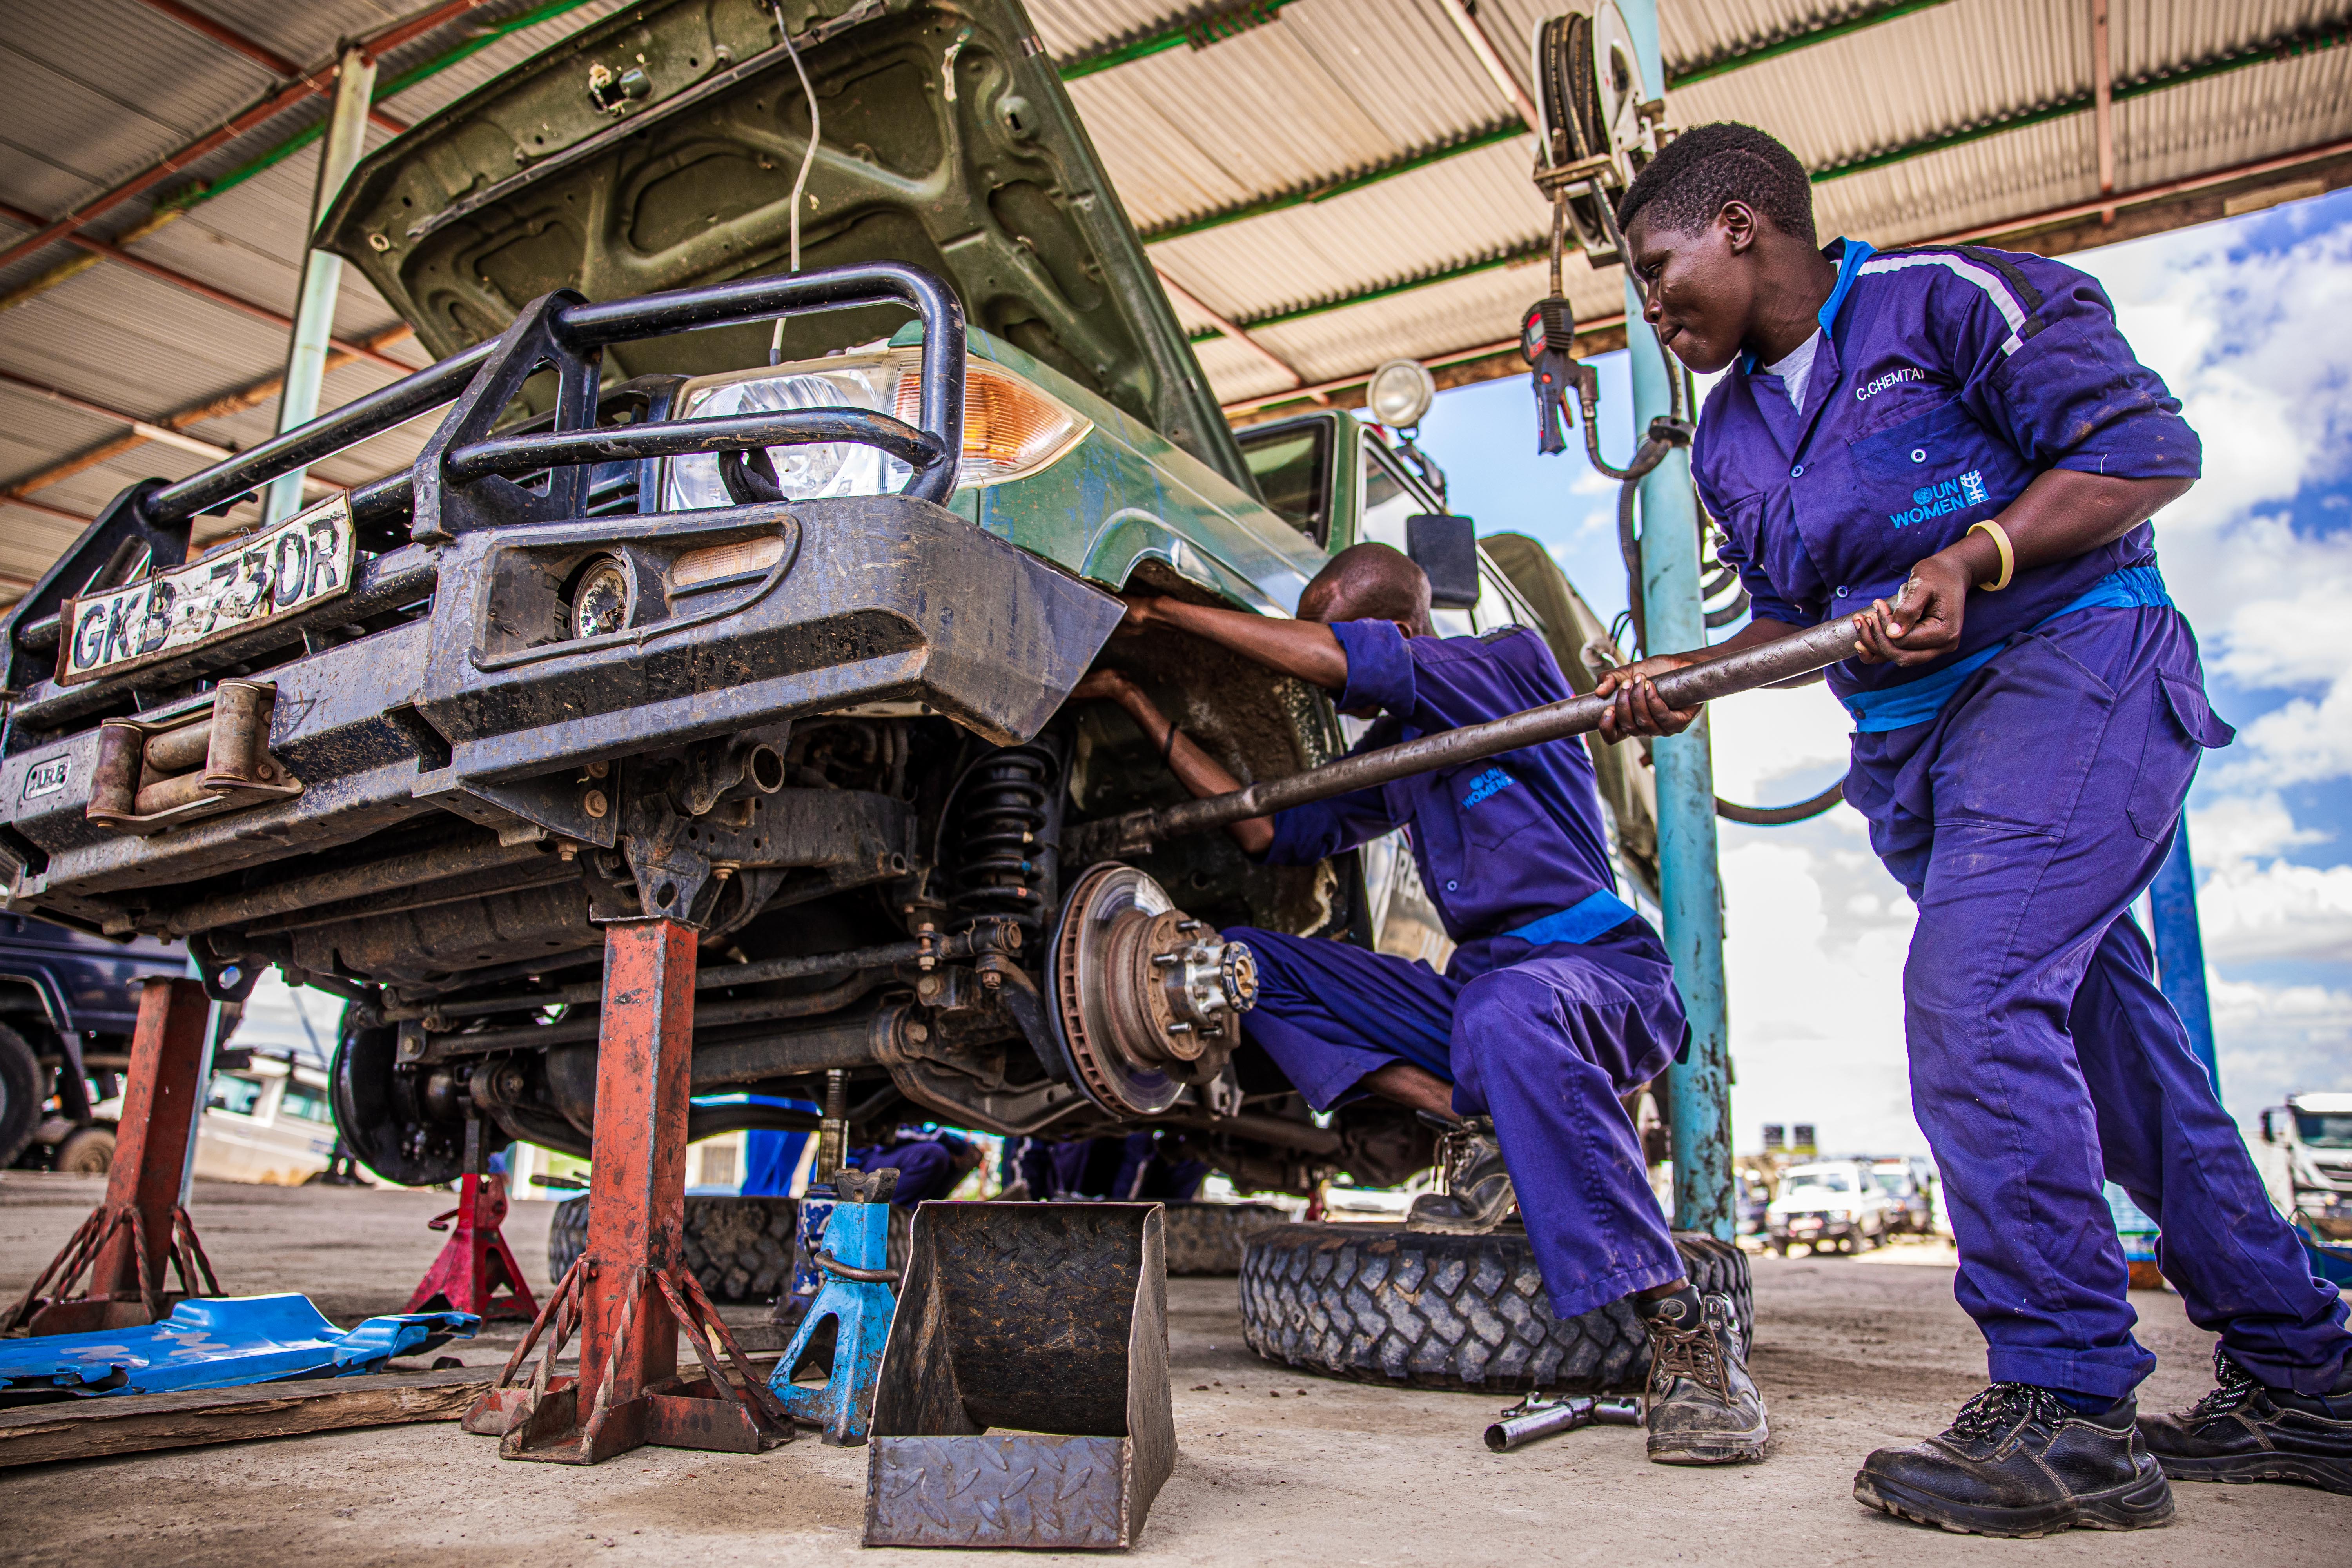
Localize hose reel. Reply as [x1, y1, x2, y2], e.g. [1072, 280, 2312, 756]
[1521, 8, 1842, 829]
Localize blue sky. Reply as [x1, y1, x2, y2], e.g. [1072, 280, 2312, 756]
[1417, 190, 2352, 1154]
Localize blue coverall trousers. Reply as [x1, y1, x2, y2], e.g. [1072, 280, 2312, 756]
[1229, 921, 1688, 1320]
[1849, 606, 2351, 1398]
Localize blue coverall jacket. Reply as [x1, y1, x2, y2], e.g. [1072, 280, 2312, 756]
[1693, 237, 2348, 1398]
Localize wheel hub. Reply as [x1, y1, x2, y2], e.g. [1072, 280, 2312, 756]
[1049, 863, 1257, 1116]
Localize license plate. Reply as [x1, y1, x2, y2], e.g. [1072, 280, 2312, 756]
[58, 495, 355, 685]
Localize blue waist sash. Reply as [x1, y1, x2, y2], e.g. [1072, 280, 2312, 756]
[1500, 888, 1639, 947]
[1840, 567, 2171, 733]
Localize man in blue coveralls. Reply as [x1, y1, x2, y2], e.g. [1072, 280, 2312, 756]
[1599, 122, 2352, 1533]
[1073, 542, 1768, 1465]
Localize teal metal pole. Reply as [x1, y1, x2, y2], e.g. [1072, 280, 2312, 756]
[1618, 0, 1735, 1239]
[262, 47, 377, 524]
[2149, 821, 2220, 1094]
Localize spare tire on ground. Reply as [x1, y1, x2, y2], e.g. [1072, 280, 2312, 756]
[547, 1194, 913, 1303]
[1240, 1223, 1750, 1393]
[548, 1195, 798, 1303]
[1161, 1200, 1294, 1276]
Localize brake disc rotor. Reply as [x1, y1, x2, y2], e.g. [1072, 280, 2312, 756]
[1048, 862, 1258, 1117]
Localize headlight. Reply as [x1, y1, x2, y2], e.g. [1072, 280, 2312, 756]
[664, 349, 1091, 510]
[1828, 1208, 1849, 1222]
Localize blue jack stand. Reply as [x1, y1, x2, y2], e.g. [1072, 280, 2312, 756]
[770, 1166, 898, 1445]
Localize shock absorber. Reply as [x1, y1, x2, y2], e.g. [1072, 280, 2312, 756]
[947, 741, 1063, 937]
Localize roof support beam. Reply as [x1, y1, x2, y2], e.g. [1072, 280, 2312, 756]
[2, 494, 96, 528]
[1434, 0, 1542, 136]
[1815, 18, 2352, 183]
[132, 0, 409, 134]
[0, 368, 342, 488]
[1187, 22, 2352, 340]
[2092, 0, 2116, 224]
[0, 0, 495, 275]
[1142, 123, 1525, 243]
[1190, 242, 1547, 342]
[0, 323, 414, 514]
[1059, 1, 1303, 79]
[1219, 133, 2352, 417]
[1666, 0, 1953, 89]
[152, 0, 612, 227]
[0, 201, 414, 376]
[1155, 268, 1319, 396]
[1138, 0, 1951, 245]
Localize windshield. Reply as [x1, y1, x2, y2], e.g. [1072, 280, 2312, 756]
[1871, 1171, 1908, 1194]
[2297, 1112, 2352, 1149]
[1784, 1168, 1854, 1194]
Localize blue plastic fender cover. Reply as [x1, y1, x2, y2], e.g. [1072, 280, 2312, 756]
[0, 1294, 479, 1397]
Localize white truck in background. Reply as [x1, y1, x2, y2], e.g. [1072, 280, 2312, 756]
[2256, 1092, 2352, 1246]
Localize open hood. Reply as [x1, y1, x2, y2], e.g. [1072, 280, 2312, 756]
[320, 0, 1253, 490]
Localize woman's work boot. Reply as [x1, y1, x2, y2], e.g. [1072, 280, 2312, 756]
[1405, 1117, 1515, 1234]
[2138, 1346, 2352, 1495]
[1854, 1384, 2173, 1537]
[1640, 1289, 1769, 1464]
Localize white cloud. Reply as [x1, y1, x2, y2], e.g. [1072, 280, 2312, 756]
[2209, 977, 2352, 1134]
[1719, 825, 1925, 1155]
[2189, 792, 2327, 863]
[2076, 222, 2352, 802]
[2195, 856, 2352, 964]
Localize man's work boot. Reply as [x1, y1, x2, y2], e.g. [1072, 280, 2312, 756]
[1406, 1117, 1515, 1234]
[1853, 1384, 2172, 1537]
[1640, 1289, 1768, 1464]
[2137, 1345, 2352, 1495]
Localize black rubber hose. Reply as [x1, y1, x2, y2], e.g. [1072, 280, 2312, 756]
[1715, 775, 1847, 826]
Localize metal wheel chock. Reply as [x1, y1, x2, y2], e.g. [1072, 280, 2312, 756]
[864, 1202, 1174, 1550]
[769, 1165, 899, 1445]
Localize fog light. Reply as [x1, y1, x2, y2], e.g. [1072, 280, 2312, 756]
[571, 556, 631, 638]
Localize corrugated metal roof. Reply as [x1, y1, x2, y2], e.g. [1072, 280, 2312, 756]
[2, 0, 2347, 604]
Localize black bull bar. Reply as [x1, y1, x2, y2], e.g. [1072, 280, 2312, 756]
[0, 265, 1126, 924]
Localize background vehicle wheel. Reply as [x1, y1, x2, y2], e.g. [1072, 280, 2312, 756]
[0, 1023, 42, 1169]
[1239, 1225, 1751, 1393]
[546, 1194, 911, 1303]
[1161, 1200, 1293, 1276]
[52, 1125, 114, 1174]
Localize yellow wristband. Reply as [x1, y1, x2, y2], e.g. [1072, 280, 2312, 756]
[1968, 520, 2015, 592]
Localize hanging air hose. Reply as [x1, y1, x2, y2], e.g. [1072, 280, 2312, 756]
[1523, 18, 1842, 829]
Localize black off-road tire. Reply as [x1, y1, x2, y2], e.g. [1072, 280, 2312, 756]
[548, 1195, 911, 1303]
[1240, 1224, 1751, 1394]
[1160, 1200, 1294, 1276]
[0, 1023, 43, 1169]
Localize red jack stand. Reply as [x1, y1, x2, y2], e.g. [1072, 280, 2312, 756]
[462, 918, 789, 1462]
[407, 1114, 539, 1322]
[3, 978, 221, 1336]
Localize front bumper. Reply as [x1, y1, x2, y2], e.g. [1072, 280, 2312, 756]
[1, 493, 1120, 931]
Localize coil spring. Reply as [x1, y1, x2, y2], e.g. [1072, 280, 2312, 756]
[949, 744, 1055, 931]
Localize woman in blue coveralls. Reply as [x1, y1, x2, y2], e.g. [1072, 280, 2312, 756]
[1074, 543, 1766, 1467]
[1599, 122, 2352, 1535]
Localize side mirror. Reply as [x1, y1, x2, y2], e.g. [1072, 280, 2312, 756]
[1406, 514, 1480, 609]
[2259, 1109, 2278, 1144]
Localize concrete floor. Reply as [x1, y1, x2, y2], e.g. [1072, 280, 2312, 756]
[2, 1176, 2340, 1565]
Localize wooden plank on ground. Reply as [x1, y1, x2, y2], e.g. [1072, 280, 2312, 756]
[0, 1364, 493, 1468]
